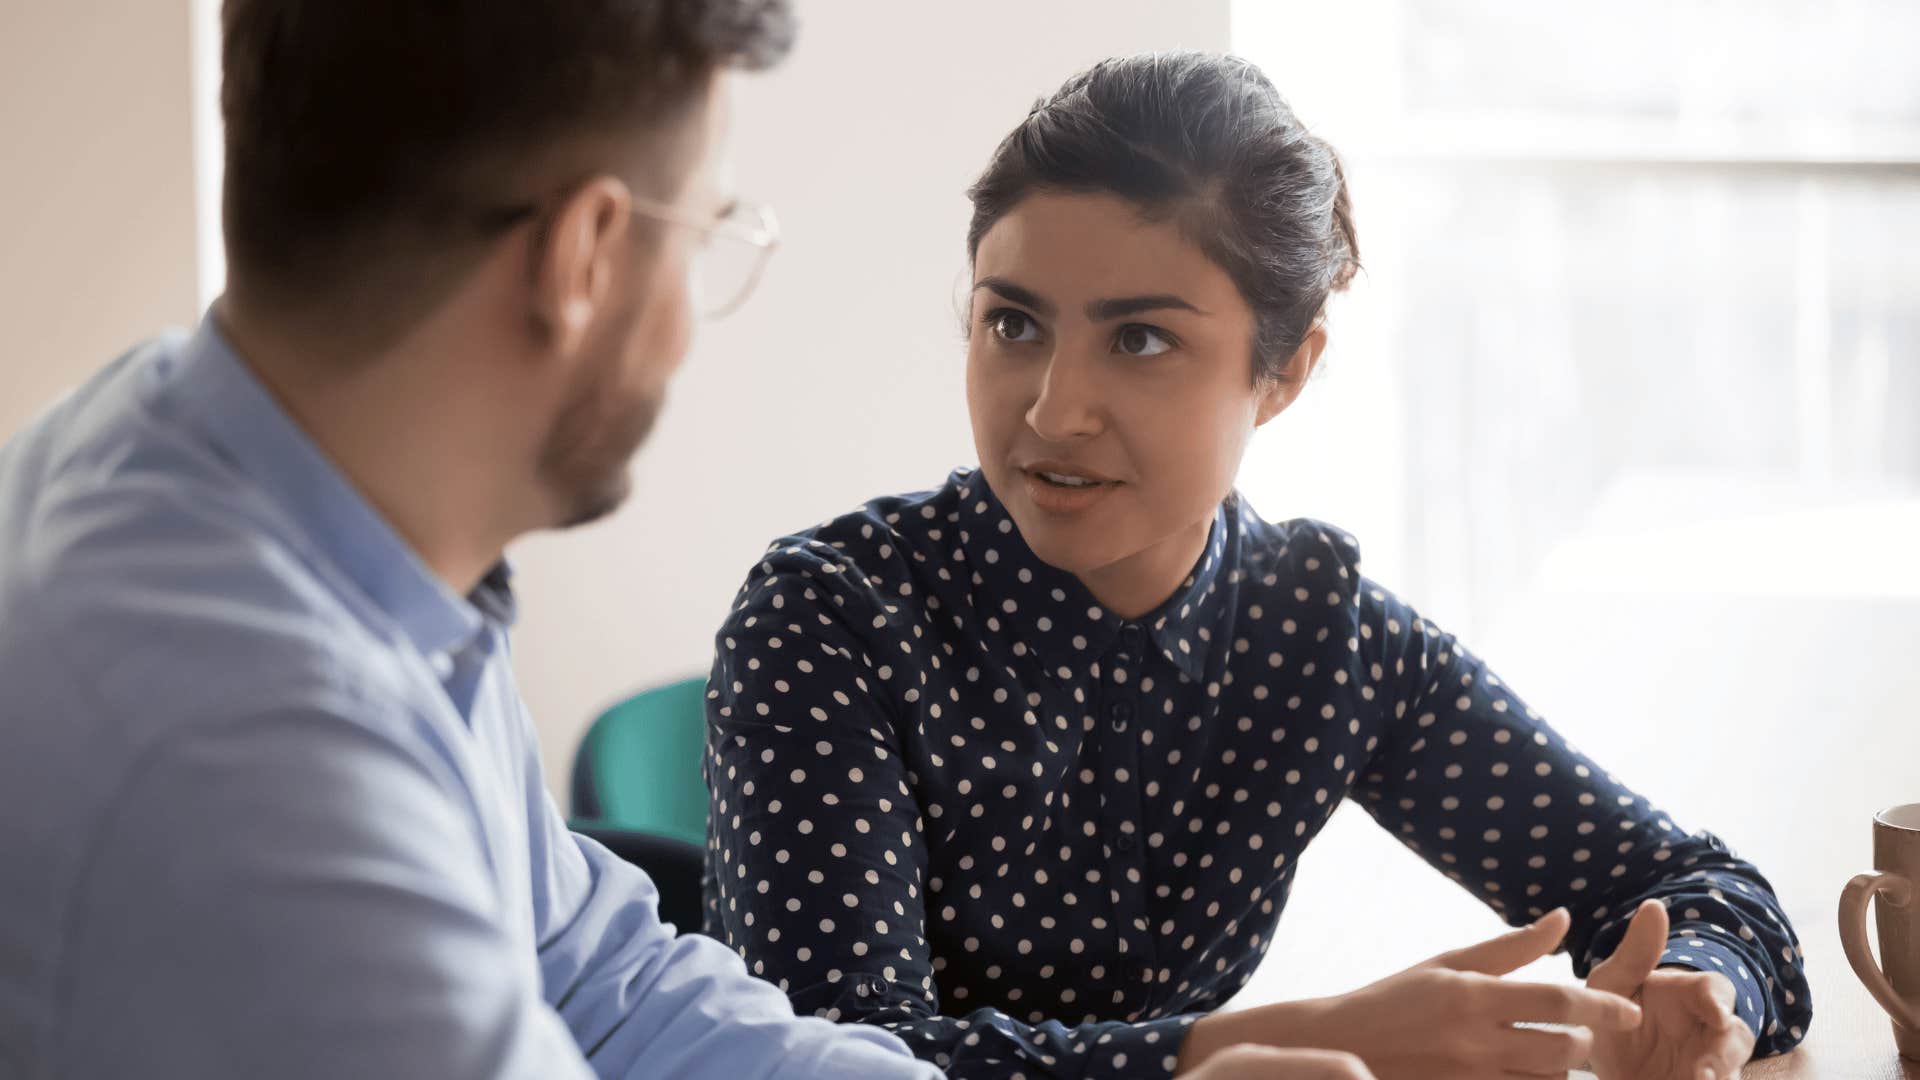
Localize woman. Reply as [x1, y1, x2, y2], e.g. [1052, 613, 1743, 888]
[702, 52, 1809, 1079]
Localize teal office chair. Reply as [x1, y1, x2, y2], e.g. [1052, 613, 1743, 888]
[569, 676, 711, 932]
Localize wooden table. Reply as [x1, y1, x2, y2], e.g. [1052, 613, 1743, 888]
[1226, 586, 1920, 1078]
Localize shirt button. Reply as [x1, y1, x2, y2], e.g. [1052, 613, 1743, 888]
[858, 974, 886, 997]
[1120, 625, 1147, 655]
[1115, 832, 1136, 854]
[1108, 699, 1134, 732]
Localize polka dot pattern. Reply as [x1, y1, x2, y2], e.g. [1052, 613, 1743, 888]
[703, 469, 1811, 1075]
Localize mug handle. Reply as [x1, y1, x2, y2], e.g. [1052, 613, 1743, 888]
[1840, 870, 1920, 1030]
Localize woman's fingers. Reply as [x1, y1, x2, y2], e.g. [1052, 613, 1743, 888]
[1647, 975, 1751, 1080]
[1492, 980, 1643, 1031]
[1698, 1012, 1757, 1075]
[1494, 1022, 1595, 1074]
[1588, 899, 1669, 997]
[1682, 970, 1739, 1025]
[1438, 908, 1571, 976]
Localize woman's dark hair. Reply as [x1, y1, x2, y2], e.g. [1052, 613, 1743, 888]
[967, 51, 1359, 380]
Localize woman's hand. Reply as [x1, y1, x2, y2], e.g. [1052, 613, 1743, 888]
[1184, 1045, 1376, 1080]
[1179, 907, 1643, 1080]
[1588, 900, 1757, 1080]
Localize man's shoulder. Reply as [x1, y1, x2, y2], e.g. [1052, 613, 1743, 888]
[0, 345, 448, 1033]
[0, 366, 404, 731]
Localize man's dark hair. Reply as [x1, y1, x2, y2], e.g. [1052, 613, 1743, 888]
[220, 0, 793, 323]
[968, 52, 1359, 381]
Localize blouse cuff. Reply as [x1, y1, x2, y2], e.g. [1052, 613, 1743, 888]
[1082, 1013, 1200, 1079]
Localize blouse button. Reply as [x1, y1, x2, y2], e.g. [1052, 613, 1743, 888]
[1115, 832, 1136, 854]
[1108, 699, 1134, 732]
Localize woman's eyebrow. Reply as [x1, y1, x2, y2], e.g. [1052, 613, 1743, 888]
[973, 277, 1054, 317]
[1086, 294, 1203, 320]
[973, 278, 1205, 322]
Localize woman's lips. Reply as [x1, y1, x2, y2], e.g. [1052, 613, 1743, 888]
[1021, 466, 1121, 513]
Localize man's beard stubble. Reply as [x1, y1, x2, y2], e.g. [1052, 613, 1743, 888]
[536, 350, 662, 530]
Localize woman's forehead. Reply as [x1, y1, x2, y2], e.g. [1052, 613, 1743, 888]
[972, 191, 1241, 308]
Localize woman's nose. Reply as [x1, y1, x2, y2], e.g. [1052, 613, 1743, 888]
[1024, 347, 1104, 443]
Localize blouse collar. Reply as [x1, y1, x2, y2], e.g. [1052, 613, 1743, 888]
[953, 468, 1233, 683]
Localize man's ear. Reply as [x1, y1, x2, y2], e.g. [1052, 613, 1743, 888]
[530, 175, 633, 357]
[1254, 324, 1327, 427]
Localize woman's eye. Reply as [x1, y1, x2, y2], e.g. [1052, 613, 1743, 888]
[1115, 324, 1174, 357]
[990, 310, 1040, 343]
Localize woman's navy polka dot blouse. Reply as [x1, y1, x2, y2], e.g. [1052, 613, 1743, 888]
[703, 468, 1809, 1077]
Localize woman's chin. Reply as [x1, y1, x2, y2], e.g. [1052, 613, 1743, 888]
[1012, 520, 1114, 579]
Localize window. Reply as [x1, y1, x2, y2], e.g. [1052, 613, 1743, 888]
[1228, 0, 1920, 1010]
[1234, 0, 1920, 633]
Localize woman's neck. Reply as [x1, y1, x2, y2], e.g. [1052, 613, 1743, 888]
[1074, 515, 1214, 620]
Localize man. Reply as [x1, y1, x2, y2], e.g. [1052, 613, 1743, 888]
[0, 2, 1369, 1078]
[0, 2, 939, 1076]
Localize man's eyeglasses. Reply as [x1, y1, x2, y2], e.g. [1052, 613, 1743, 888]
[481, 193, 779, 320]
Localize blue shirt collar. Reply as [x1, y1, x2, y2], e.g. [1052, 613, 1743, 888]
[955, 467, 1229, 682]
[162, 313, 503, 660]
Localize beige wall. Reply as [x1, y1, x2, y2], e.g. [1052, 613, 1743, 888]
[0, 0, 1229, 802]
[0, 1, 198, 437]
[510, 1, 1232, 799]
